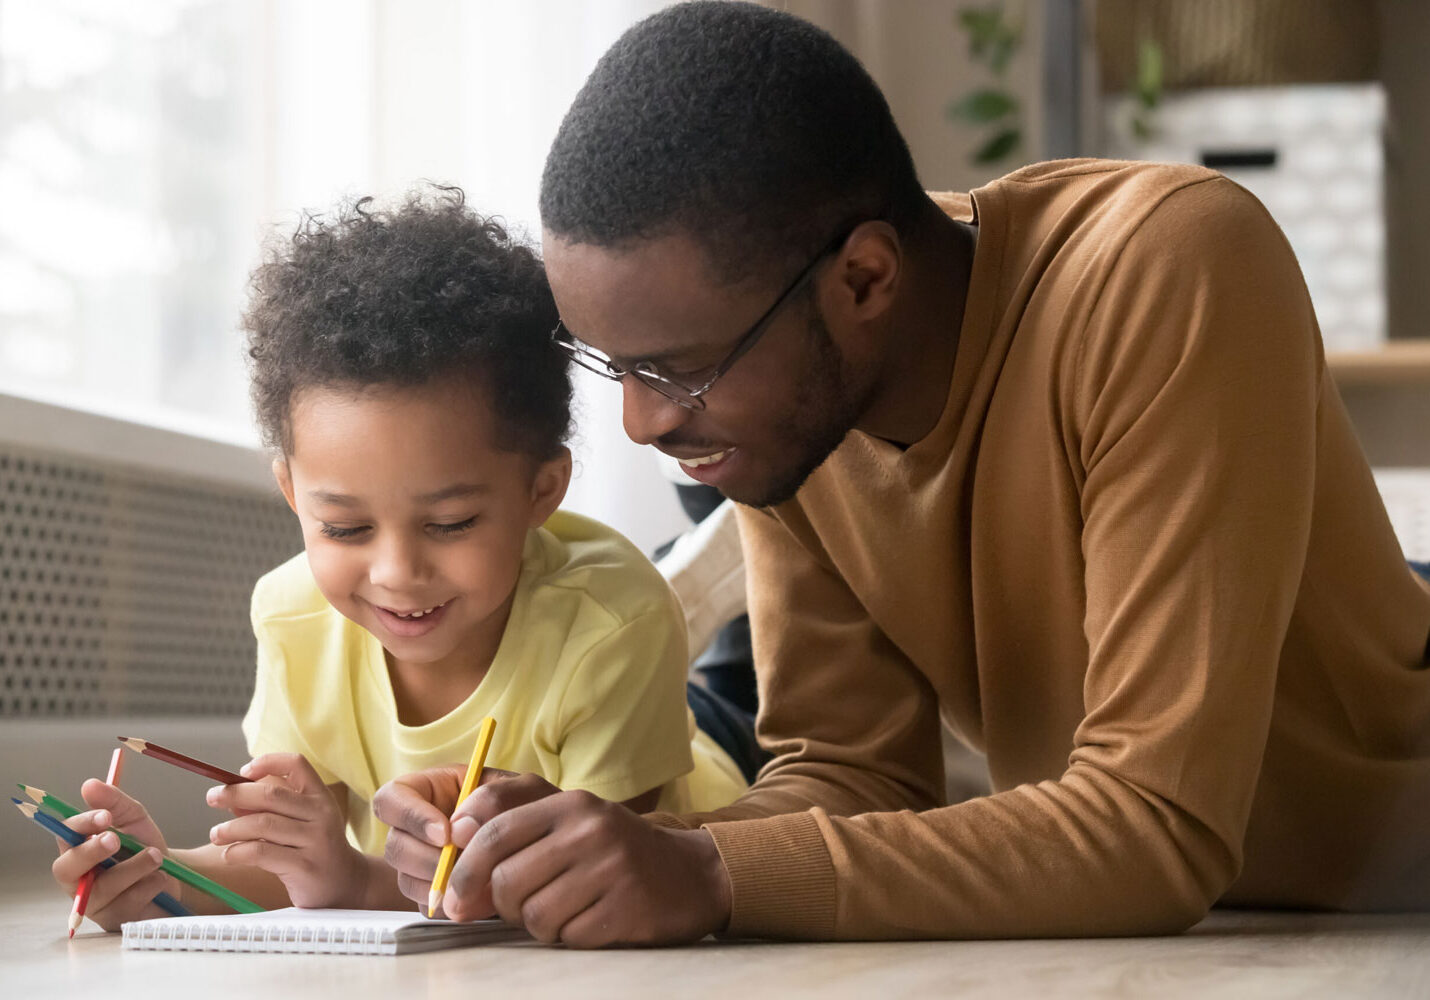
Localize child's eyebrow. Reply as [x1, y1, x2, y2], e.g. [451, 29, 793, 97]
[413, 483, 490, 504]
[308, 490, 361, 508]
[307, 484, 489, 508]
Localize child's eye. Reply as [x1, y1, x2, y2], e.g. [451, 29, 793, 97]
[319, 523, 369, 540]
[430, 517, 476, 537]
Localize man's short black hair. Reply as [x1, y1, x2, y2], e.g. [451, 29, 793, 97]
[244, 185, 569, 459]
[540, 0, 925, 283]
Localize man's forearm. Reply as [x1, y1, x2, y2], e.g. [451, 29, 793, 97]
[648, 756, 948, 833]
[691, 767, 1238, 941]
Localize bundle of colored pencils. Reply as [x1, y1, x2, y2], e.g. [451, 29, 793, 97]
[10, 797, 190, 920]
[11, 735, 267, 936]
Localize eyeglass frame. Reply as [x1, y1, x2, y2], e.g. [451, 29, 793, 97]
[549, 222, 865, 410]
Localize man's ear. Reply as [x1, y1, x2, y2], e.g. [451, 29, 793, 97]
[272, 457, 298, 514]
[528, 447, 573, 528]
[830, 220, 901, 320]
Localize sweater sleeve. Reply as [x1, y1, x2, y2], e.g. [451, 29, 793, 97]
[660, 178, 1323, 940]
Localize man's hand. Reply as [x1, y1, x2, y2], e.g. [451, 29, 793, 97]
[375, 768, 734, 946]
[205, 752, 368, 909]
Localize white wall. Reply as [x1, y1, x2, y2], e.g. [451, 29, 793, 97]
[781, 0, 1048, 193]
[258, 0, 691, 553]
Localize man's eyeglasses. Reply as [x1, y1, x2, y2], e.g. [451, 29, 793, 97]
[550, 226, 858, 410]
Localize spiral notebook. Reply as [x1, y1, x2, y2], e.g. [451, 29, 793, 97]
[121, 907, 528, 955]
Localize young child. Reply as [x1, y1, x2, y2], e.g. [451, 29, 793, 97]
[49, 187, 748, 929]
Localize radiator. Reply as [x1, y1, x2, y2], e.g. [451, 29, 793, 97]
[1, 393, 299, 866]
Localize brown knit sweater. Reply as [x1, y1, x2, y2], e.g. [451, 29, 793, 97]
[653, 160, 1430, 940]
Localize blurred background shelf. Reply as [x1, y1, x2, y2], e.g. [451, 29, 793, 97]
[1327, 340, 1430, 386]
[1326, 341, 1430, 467]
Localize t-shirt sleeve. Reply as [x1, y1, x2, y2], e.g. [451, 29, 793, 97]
[242, 584, 340, 786]
[550, 602, 696, 803]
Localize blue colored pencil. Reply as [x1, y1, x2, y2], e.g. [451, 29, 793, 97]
[10, 798, 191, 918]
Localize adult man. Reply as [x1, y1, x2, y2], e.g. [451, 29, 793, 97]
[374, 2, 1430, 945]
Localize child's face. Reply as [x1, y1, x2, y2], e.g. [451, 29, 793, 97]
[274, 378, 570, 669]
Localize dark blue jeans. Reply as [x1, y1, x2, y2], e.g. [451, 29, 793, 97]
[664, 482, 771, 786]
[687, 680, 769, 785]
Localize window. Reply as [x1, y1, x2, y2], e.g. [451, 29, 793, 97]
[0, 0, 263, 437]
[1, 0, 687, 549]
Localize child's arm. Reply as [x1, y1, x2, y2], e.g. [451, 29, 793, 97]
[164, 843, 405, 913]
[203, 752, 409, 911]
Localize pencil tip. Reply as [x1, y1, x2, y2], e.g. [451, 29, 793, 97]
[68, 910, 82, 934]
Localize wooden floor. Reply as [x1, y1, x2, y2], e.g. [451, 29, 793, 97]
[4, 870, 1428, 999]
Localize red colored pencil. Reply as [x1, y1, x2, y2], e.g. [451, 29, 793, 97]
[70, 748, 124, 937]
[117, 736, 253, 786]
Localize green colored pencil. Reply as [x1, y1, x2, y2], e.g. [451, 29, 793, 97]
[18, 783, 265, 914]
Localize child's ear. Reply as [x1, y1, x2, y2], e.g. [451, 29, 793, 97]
[272, 457, 298, 514]
[527, 447, 572, 527]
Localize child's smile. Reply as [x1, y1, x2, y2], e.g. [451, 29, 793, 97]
[368, 597, 455, 639]
[273, 376, 571, 707]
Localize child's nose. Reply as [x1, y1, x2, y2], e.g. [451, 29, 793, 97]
[368, 535, 429, 589]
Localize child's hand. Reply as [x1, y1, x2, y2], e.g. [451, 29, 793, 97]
[50, 779, 176, 932]
[371, 765, 527, 916]
[205, 752, 365, 909]
[371, 766, 466, 911]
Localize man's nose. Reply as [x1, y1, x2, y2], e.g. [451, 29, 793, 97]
[621, 377, 692, 446]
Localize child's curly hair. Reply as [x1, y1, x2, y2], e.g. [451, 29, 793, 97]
[244, 185, 569, 459]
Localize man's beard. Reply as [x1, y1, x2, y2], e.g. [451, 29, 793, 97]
[740, 306, 868, 509]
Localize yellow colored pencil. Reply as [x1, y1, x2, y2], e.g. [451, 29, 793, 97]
[428, 717, 496, 918]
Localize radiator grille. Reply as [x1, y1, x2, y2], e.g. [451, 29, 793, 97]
[0, 445, 300, 718]
[1, 440, 1426, 720]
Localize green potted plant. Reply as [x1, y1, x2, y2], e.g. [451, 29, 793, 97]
[947, 4, 1023, 164]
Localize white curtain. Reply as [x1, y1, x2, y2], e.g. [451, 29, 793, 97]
[0, 0, 688, 552]
[263, 0, 689, 552]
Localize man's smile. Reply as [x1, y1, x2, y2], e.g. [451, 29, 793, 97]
[678, 449, 734, 468]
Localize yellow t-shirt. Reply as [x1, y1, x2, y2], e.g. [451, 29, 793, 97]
[243, 510, 746, 856]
